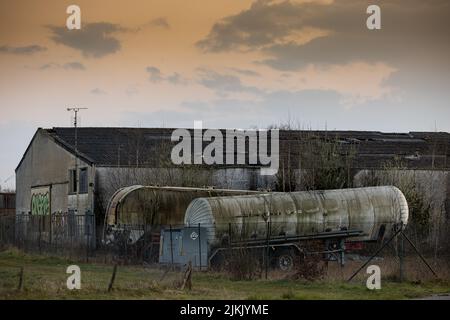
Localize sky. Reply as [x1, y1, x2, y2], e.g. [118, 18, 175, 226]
[0, 0, 449, 190]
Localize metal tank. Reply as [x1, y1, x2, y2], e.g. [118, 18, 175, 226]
[184, 186, 409, 246]
[104, 185, 262, 243]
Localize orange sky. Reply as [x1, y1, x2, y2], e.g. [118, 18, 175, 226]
[0, 0, 449, 189]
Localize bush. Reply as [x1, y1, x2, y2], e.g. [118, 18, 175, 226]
[291, 253, 327, 281]
[222, 248, 263, 281]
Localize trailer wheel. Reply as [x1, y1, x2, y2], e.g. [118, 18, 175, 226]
[276, 251, 295, 272]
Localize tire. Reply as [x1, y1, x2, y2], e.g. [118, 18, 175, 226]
[275, 250, 295, 272]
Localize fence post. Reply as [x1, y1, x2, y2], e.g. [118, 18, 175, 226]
[49, 211, 53, 249]
[85, 210, 90, 263]
[198, 223, 202, 271]
[399, 231, 404, 282]
[38, 215, 42, 254]
[17, 267, 24, 291]
[108, 264, 118, 292]
[265, 221, 270, 280]
[169, 224, 174, 269]
[142, 224, 146, 263]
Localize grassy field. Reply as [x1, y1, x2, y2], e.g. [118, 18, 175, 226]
[0, 248, 449, 300]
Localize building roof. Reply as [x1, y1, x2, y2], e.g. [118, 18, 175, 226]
[16, 127, 450, 171]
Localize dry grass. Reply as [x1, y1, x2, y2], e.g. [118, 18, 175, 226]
[1, 248, 449, 300]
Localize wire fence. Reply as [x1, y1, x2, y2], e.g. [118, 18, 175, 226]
[0, 212, 95, 261]
[0, 214, 449, 282]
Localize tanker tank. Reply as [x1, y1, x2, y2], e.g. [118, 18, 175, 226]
[184, 186, 409, 246]
[104, 185, 261, 244]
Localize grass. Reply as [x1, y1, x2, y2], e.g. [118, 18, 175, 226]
[0, 248, 449, 300]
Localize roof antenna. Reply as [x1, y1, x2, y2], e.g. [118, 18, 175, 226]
[67, 107, 88, 215]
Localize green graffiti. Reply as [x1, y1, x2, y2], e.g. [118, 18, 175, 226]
[31, 193, 50, 215]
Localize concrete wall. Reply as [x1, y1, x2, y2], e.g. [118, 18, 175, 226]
[95, 166, 277, 214]
[15, 129, 94, 215]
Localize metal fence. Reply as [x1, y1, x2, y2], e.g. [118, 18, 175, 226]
[0, 215, 449, 281]
[0, 212, 95, 260]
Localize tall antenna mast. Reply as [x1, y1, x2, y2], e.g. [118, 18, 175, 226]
[67, 107, 88, 214]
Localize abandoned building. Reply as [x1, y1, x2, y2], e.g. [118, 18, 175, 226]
[0, 192, 15, 217]
[15, 127, 450, 242]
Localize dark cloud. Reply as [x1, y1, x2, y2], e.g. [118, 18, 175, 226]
[39, 61, 86, 70]
[146, 66, 188, 85]
[198, 0, 450, 70]
[197, 0, 308, 53]
[63, 62, 85, 70]
[146, 66, 164, 82]
[148, 17, 170, 29]
[0, 45, 46, 55]
[47, 22, 123, 58]
[166, 73, 187, 85]
[196, 68, 262, 96]
[131, 17, 171, 33]
[39, 63, 58, 70]
[229, 68, 261, 77]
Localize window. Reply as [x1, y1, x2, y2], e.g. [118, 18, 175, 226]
[69, 169, 77, 194]
[79, 168, 88, 194]
[9, 195, 15, 209]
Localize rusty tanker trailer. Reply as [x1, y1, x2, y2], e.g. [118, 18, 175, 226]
[103, 185, 261, 245]
[185, 186, 409, 244]
[166, 186, 409, 270]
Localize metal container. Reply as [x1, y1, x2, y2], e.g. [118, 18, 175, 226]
[184, 186, 409, 245]
[105, 185, 261, 229]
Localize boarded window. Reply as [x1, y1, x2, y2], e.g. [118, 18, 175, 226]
[79, 168, 88, 194]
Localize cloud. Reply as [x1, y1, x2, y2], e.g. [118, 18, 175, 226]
[90, 88, 107, 95]
[196, 68, 262, 96]
[47, 22, 123, 58]
[198, 0, 450, 70]
[229, 68, 261, 77]
[146, 66, 164, 82]
[0, 45, 46, 55]
[146, 66, 188, 85]
[63, 62, 86, 70]
[148, 17, 170, 29]
[196, 0, 330, 53]
[39, 61, 86, 70]
[166, 73, 187, 85]
[130, 17, 171, 33]
[120, 88, 343, 129]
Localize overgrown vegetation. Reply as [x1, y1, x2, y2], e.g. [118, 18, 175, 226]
[221, 248, 263, 281]
[1, 249, 449, 300]
[358, 156, 431, 237]
[291, 242, 327, 281]
[270, 124, 357, 192]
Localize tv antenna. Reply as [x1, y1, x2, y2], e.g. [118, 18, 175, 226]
[67, 107, 88, 214]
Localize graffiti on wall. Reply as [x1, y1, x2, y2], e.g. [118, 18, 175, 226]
[31, 187, 50, 215]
